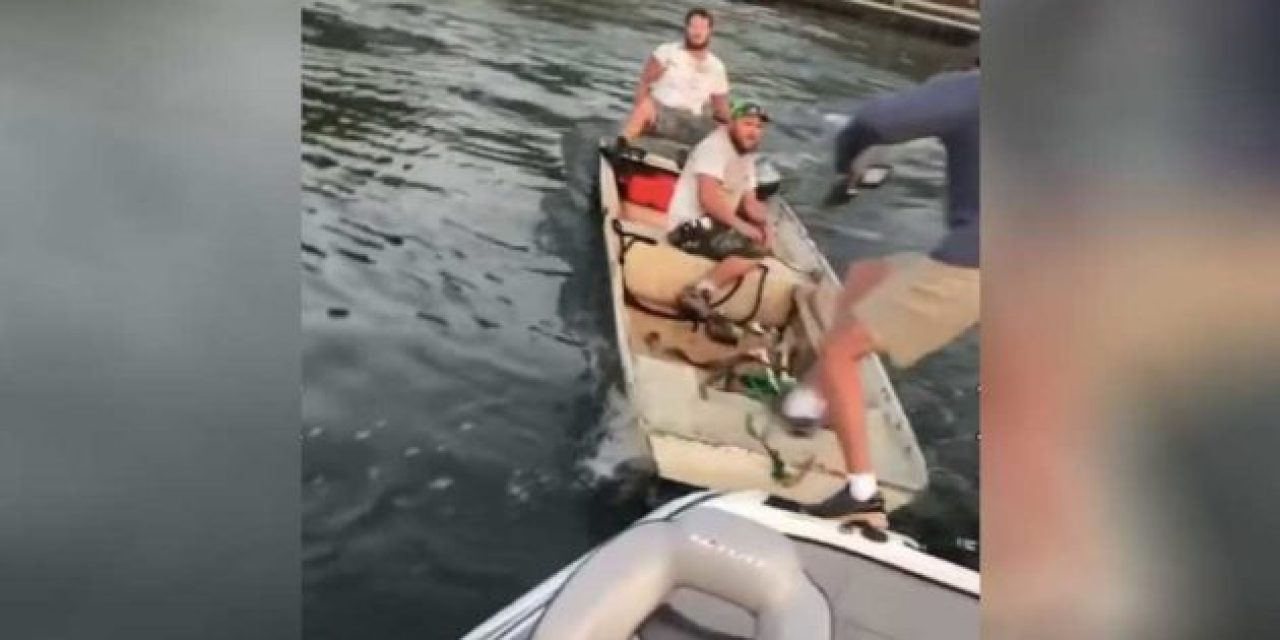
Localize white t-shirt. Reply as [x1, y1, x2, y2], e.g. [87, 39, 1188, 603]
[648, 42, 730, 115]
[666, 126, 757, 230]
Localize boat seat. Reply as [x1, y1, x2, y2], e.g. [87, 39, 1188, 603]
[619, 239, 805, 328]
[530, 507, 832, 640]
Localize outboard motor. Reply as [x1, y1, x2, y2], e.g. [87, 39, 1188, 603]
[755, 158, 783, 201]
[752, 158, 783, 200]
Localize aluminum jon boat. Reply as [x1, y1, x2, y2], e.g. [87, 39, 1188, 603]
[588, 135, 927, 510]
[462, 490, 978, 639]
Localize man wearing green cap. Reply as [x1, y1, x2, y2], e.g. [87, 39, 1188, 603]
[663, 102, 775, 320]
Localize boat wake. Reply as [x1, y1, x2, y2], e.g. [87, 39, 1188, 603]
[576, 389, 652, 487]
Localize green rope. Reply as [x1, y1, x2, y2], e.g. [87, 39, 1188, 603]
[745, 415, 814, 487]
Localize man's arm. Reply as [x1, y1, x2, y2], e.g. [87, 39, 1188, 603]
[697, 175, 761, 240]
[741, 188, 767, 224]
[633, 55, 665, 106]
[741, 188, 773, 248]
[834, 71, 977, 174]
[708, 62, 731, 122]
[709, 93, 731, 123]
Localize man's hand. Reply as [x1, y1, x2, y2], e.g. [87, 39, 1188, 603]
[760, 222, 775, 250]
[633, 55, 664, 107]
[822, 174, 855, 208]
[737, 222, 765, 245]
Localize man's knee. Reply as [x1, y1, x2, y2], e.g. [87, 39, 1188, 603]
[823, 320, 876, 360]
[841, 260, 890, 307]
[704, 256, 759, 287]
[721, 255, 758, 272]
[844, 259, 888, 289]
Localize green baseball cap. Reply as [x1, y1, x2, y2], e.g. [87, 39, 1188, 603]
[730, 100, 770, 122]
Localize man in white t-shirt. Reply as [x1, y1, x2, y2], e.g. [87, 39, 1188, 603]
[618, 7, 731, 147]
[663, 102, 775, 329]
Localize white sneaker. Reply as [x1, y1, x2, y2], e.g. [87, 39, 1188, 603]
[781, 386, 826, 435]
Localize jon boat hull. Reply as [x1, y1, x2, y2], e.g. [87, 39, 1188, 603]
[594, 138, 928, 510]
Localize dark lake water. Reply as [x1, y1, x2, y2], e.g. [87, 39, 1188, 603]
[302, 1, 976, 637]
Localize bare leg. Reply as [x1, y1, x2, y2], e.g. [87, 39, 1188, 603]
[699, 256, 760, 289]
[800, 258, 890, 386]
[621, 96, 657, 141]
[680, 256, 762, 320]
[815, 321, 877, 473]
[783, 258, 890, 511]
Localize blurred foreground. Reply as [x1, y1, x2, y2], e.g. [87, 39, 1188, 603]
[985, 1, 1280, 637]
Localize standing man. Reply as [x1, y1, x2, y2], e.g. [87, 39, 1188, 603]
[784, 69, 980, 523]
[618, 7, 731, 147]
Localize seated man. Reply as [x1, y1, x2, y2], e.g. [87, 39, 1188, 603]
[661, 102, 773, 324]
[618, 7, 731, 147]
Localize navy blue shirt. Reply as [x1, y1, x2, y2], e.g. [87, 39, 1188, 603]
[834, 70, 979, 267]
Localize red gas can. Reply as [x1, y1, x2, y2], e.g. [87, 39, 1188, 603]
[620, 171, 678, 212]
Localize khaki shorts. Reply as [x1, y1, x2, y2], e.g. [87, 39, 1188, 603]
[668, 218, 768, 261]
[849, 253, 979, 368]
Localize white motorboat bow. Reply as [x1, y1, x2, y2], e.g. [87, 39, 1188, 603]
[463, 490, 978, 640]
